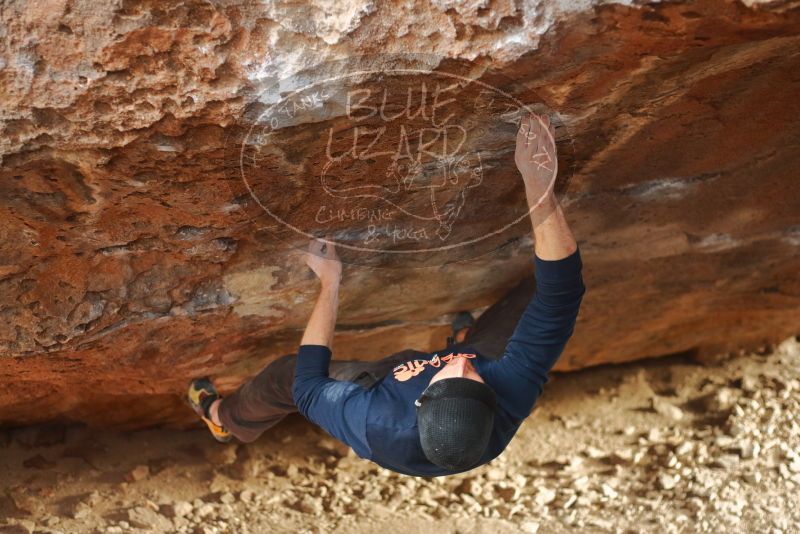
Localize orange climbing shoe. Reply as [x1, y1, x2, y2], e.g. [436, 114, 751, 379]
[187, 378, 232, 443]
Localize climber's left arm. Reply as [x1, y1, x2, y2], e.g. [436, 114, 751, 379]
[292, 344, 371, 458]
[300, 238, 341, 348]
[291, 240, 372, 458]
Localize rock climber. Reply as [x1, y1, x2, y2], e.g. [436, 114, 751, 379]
[188, 113, 585, 476]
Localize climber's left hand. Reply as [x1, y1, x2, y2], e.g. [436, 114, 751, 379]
[305, 238, 342, 288]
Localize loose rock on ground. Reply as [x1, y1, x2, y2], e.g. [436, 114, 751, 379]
[0, 337, 798, 533]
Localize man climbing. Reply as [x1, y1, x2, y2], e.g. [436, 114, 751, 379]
[188, 113, 585, 476]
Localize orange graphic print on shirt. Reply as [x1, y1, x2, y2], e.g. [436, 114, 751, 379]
[392, 352, 476, 382]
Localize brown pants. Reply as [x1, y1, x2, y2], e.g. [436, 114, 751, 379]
[218, 275, 535, 443]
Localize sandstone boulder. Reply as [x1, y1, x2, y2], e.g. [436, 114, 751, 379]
[0, 0, 798, 427]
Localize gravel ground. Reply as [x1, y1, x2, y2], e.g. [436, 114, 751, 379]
[1, 336, 798, 534]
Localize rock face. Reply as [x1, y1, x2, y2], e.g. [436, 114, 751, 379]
[1, 0, 799, 427]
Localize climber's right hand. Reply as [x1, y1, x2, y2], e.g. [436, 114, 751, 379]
[514, 112, 558, 209]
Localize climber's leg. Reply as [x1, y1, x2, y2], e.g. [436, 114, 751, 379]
[449, 275, 538, 360]
[212, 354, 298, 443]
[211, 349, 424, 443]
[187, 378, 232, 443]
[449, 311, 476, 345]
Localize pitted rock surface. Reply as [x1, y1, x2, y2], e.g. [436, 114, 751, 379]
[1, 0, 799, 426]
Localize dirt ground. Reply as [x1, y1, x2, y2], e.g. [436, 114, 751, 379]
[1, 336, 799, 534]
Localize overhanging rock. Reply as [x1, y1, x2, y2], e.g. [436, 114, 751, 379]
[0, 0, 798, 427]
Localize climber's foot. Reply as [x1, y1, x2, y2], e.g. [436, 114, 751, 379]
[187, 377, 232, 443]
[451, 311, 475, 344]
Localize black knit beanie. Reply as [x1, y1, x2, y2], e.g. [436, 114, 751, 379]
[416, 377, 497, 471]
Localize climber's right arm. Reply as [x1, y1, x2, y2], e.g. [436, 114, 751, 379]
[479, 113, 584, 421]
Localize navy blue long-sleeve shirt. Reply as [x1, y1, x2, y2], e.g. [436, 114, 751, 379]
[293, 249, 585, 477]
